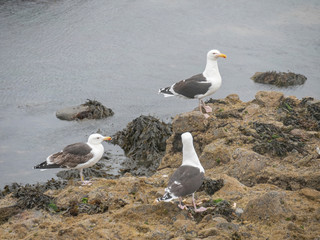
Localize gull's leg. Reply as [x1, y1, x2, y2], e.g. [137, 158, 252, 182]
[199, 99, 210, 118]
[178, 197, 188, 210]
[192, 193, 207, 212]
[79, 169, 92, 185]
[200, 100, 212, 113]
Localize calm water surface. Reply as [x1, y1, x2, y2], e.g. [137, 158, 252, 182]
[0, 0, 319, 187]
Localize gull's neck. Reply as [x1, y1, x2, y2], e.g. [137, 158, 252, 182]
[181, 141, 204, 173]
[203, 59, 220, 79]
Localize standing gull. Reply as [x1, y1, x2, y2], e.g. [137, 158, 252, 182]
[159, 49, 226, 118]
[34, 133, 112, 185]
[157, 132, 206, 212]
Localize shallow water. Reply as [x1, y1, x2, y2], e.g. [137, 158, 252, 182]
[0, 0, 319, 187]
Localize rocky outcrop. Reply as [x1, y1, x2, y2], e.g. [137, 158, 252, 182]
[56, 99, 114, 121]
[160, 91, 320, 191]
[112, 115, 172, 176]
[251, 71, 307, 87]
[0, 91, 319, 239]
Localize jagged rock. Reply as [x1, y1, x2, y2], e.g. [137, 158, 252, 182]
[299, 188, 320, 202]
[56, 99, 114, 121]
[1, 91, 320, 239]
[172, 111, 207, 133]
[255, 91, 284, 107]
[251, 71, 307, 87]
[200, 142, 232, 169]
[228, 148, 269, 186]
[242, 191, 290, 222]
[112, 115, 172, 176]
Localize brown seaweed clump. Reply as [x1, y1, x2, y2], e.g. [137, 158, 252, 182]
[64, 199, 109, 216]
[251, 71, 307, 87]
[280, 97, 320, 131]
[199, 178, 224, 195]
[112, 115, 172, 176]
[194, 199, 235, 223]
[12, 186, 55, 210]
[251, 122, 305, 157]
[76, 99, 114, 120]
[1, 179, 67, 199]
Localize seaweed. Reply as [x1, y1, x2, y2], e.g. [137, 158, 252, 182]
[13, 186, 54, 210]
[64, 199, 109, 216]
[76, 99, 114, 120]
[279, 97, 320, 131]
[216, 110, 243, 119]
[199, 178, 224, 195]
[194, 199, 235, 223]
[251, 71, 307, 87]
[1, 178, 66, 199]
[251, 122, 305, 157]
[112, 115, 172, 176]
[205, 98, 227, 105]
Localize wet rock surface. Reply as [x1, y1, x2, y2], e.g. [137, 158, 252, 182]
[56, 99, 114, 121]
[251, 71, 307, 87]
[0, 91, 319, 239]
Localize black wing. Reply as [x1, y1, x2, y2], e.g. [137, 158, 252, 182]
[167, 165, 204, 197]
[173, 74, 211, 98]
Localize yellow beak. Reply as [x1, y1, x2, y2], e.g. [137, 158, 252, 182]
[219, 53, 227, 58]
[104, 136, 112, 141]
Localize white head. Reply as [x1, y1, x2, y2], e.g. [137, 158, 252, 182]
[207, 49, 227, 61]
[88, 133, 112, 145]
[181, 132, 193, 146]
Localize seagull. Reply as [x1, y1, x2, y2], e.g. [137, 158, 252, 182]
[159, 49, 226, 118]
[157, 132, 206, 212]
[34, 133, 112, 185]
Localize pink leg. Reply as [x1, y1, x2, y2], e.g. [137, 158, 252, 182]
[199, 100, 210, 118]
[178, 197, 188, 210]
[192, 193, 207, 212]
[200, 100, 212, 113]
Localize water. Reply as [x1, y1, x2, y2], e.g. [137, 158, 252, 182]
[0, 0, 319, 187]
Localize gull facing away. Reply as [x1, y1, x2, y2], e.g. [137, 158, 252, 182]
[157, 132, 206, 212]
[34, 133, 112, 185]
[159, 49, 226, 118]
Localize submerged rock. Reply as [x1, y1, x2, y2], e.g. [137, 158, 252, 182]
[251, 71, 307, 87]
[112, 115, 172, 176]
[56, 99, 114, 121]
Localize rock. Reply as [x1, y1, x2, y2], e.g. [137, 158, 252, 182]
[1, 92, 320, 240]
[172, 111, 207, 133]
[225, 94, 241, 104]
[56, 99, 114, 121]
[251, 71, 307, 87]
[56, 105, 89, 121]
[255, 91, 284, 107]
[242, 191, 290, 222]
[213, 174, 246, 201]
[228, 148, 268, 186]
[198, 227, 219, 237]
[243, 103, 260, 116]
[112, 115, 172, 176]
[299, 188, 320, 202]
[200, 143, 232, 169]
